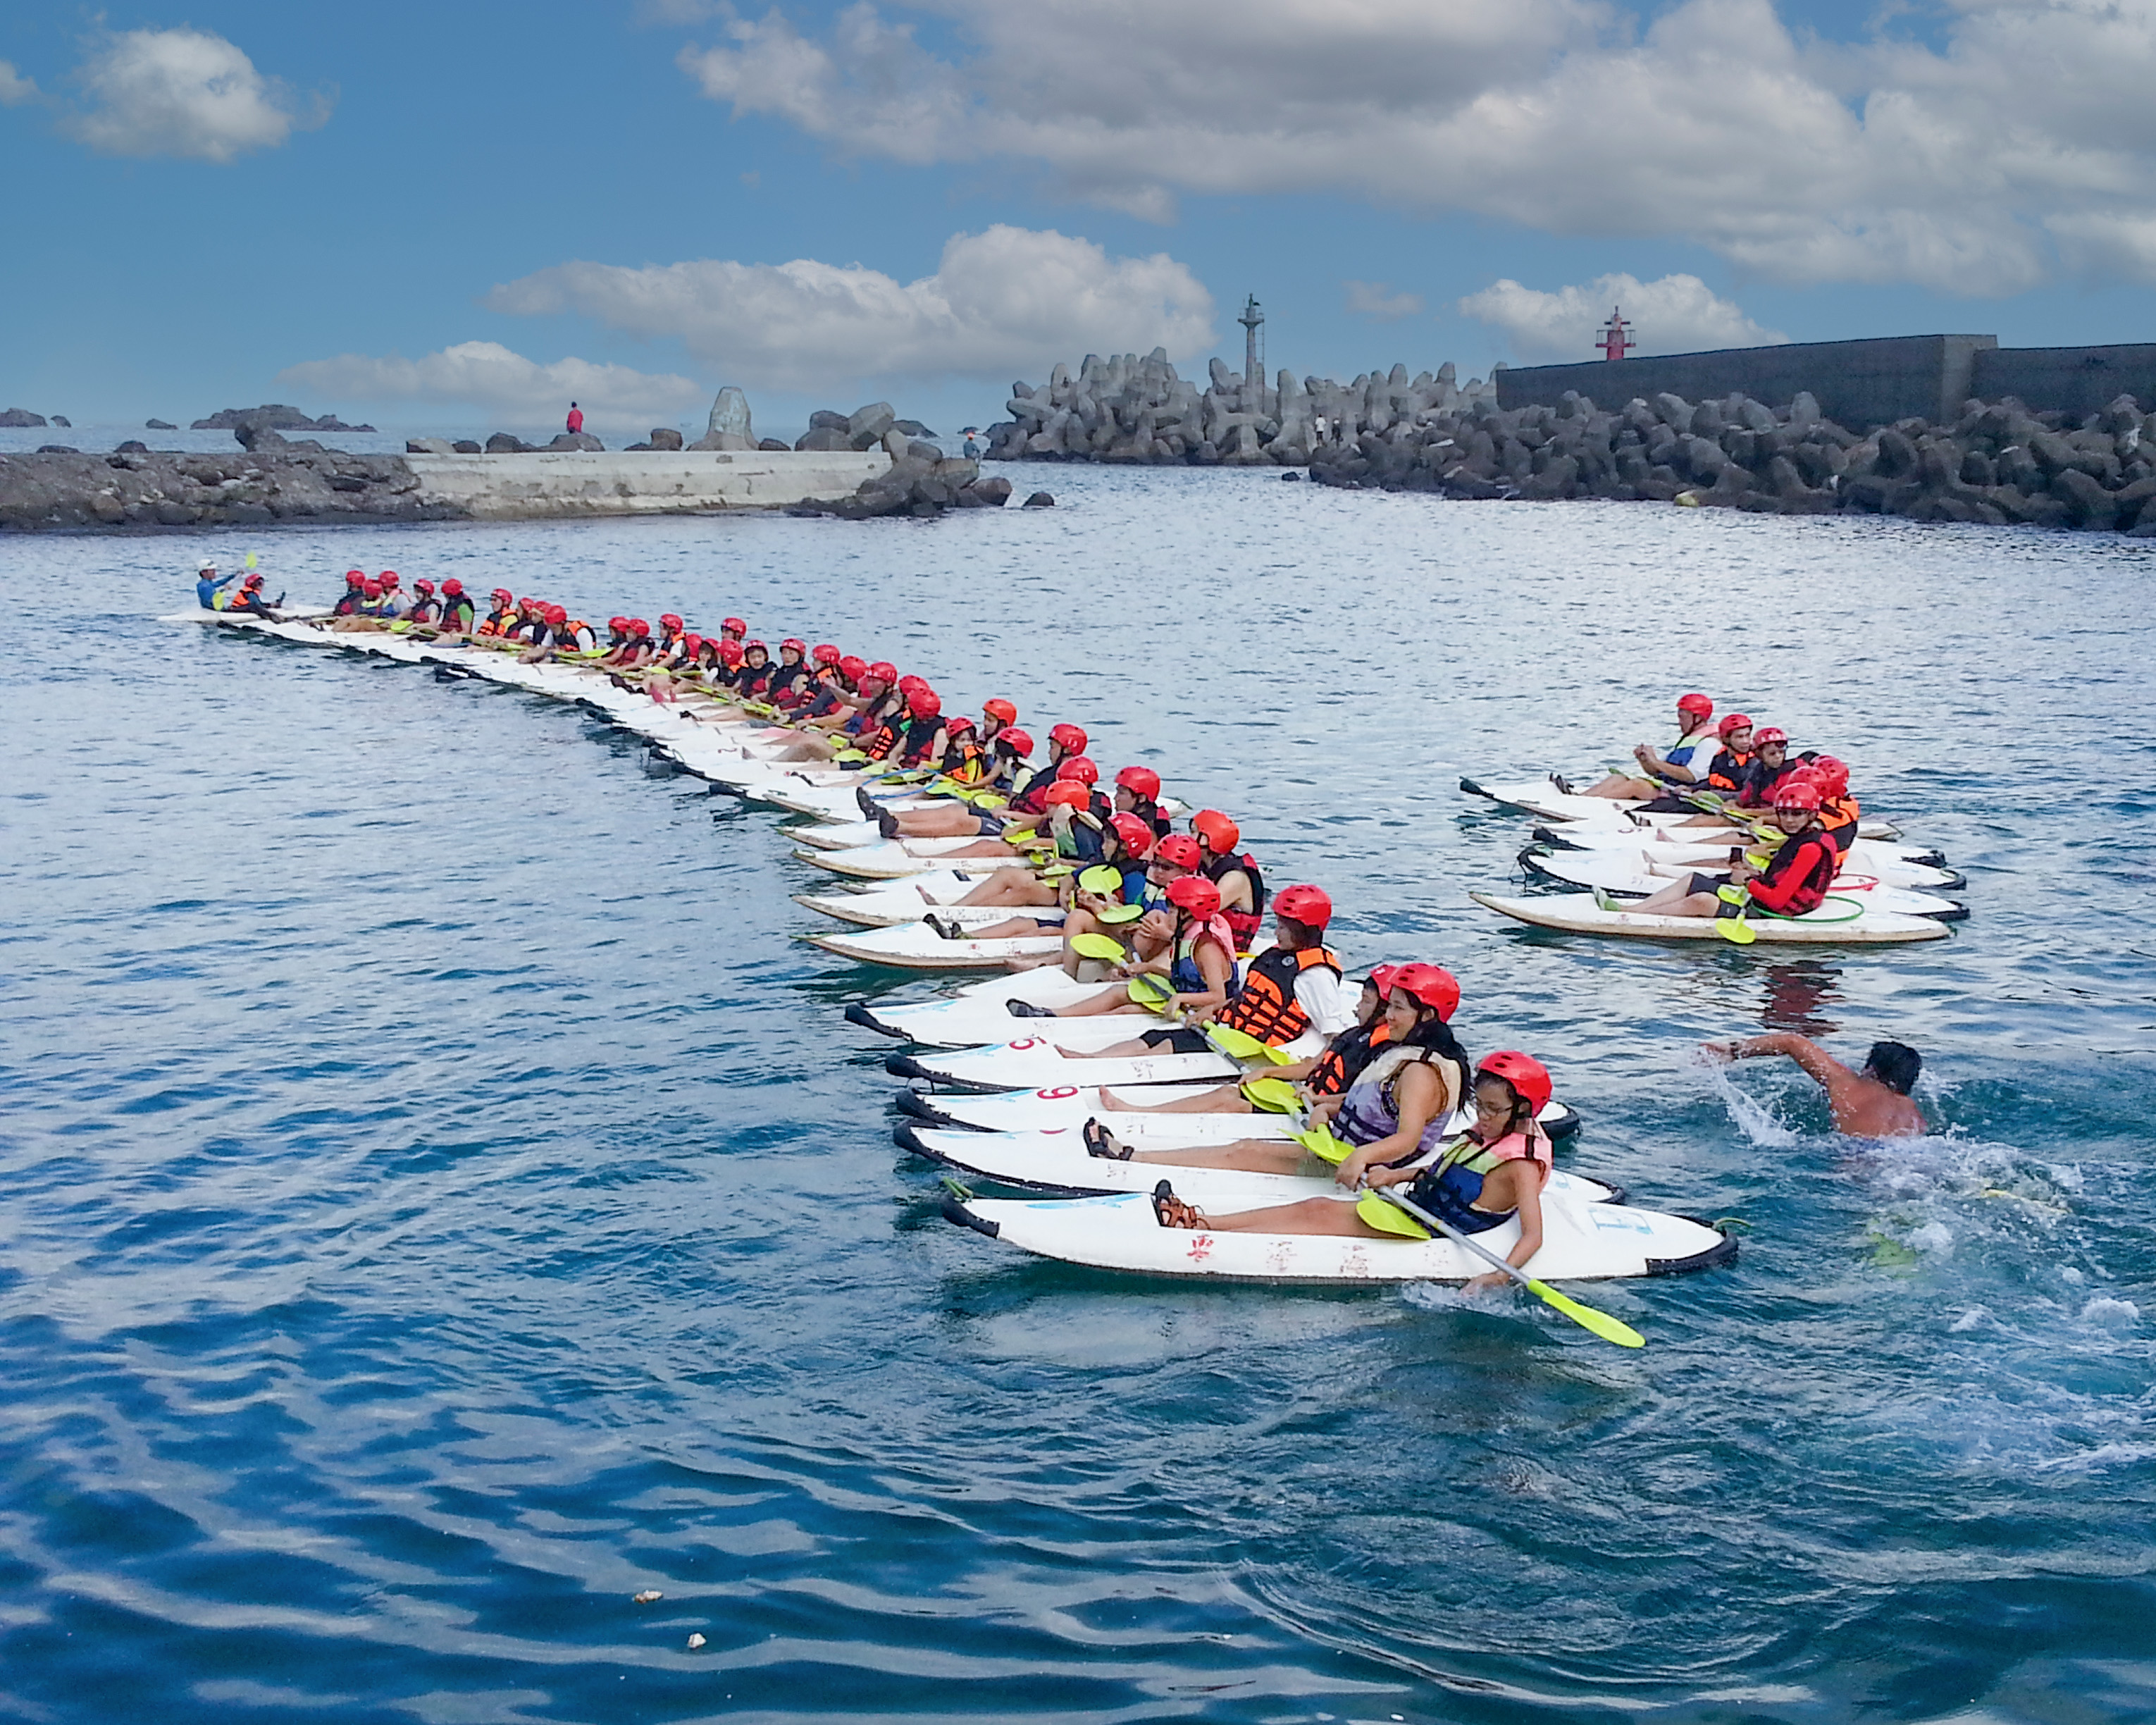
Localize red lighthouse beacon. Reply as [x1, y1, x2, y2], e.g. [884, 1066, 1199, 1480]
[1597, 305, 1635, 361]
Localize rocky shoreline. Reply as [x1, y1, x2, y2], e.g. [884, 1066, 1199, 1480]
[984, 354, 2156, 538]
[0, 447, 458, 531]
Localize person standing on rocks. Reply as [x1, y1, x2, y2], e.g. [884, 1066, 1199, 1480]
[566, 402, 585, 436]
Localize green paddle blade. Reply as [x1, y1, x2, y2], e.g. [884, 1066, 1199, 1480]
[1094, 903, 1144, 924]
[1077, 865, 1122, 895]
[1523, 1278, 1646, 1348]
[1000, 826, 1037, 845]
[1241, 1077, 1300, 1113]
[1070, 932, 1127, 962]
[1714, 917, 1757, 944]
[1204, 1024, 1296, 1065]
[1355, 1189, 1430, 1237]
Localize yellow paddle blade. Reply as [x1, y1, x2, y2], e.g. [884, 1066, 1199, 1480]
[1356, 1190, 1430, 1238]
[1095, 903, 1144, 924]
[1524, 1279, 1646, 1348]
[1125, 975, 1171, 1012]
[1714, 913, 1757, 945]
[1241, 1077, 1300, 1113]
[1000, 826, 1036, 845]
[1204, 1023, 1299, 1065]
[1070, 932, 1127, 962]
[1295, 1123, 1353, 1165]
[1077, 865, 1122, 895]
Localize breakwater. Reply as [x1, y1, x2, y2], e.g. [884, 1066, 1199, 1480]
[984, 348, 1497, 467]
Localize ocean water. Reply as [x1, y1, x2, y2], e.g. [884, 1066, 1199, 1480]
[2, 470, 2152, 1724]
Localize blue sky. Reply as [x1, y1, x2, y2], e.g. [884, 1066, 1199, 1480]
[3, 1, 2151, 439]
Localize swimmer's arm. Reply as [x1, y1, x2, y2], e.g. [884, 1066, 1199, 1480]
[1706, 1032, 1862, 1096]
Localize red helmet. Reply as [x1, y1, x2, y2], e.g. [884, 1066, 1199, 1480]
[684, 632, 705, 651]
[609, 617, 628, 632]
[1192, 810, 1240, 853]
[943, 713, 975, 736]
[1275, 884, 1333, 929]
[839, 655, 867, 680]
[547, 605, 568, 624]
[898, 676, 927, 695]
[379, 571, 399, 586]
[628, 618, 650, 636]
[1109, 812, 1154, 858]
[1154, 834, 1203, 870]
[721, 617, 747, 635]
[660, 613, 683, 630]
[361, 579, 382, 598]
[242, 574, 264, 589]
[1477, 1051, 1552, 1115]
[1042, 781, 1092, 810]
[518, 596, 535, 610]
[1055, 756, 1099, 786]
[813, 643, 841, 666]
[1718, 712, 1754, 738]
[743, 639, 767, 655]
[781, 638, 806, 655]
[1166, 874, 1222, 920]
[414, 579, 435, 593]
[1389, 963, 1461, 1021]
[1115, 765, 1161, 800]
[997, 727, 1032, 755]
[1774, 780, 1823, 812]
[442, 579, 463, 596]
[868, 661, 898, 683]
[1809, 755, 1850, 796]
[490, 587, 513, 601]
[1048, 722, 1087, 754]
[718, 638, 744, 664]
[983, 698, 1017, 724]
[344, 570, 365, 586]
[1678, 692, 1714, 717]
[1367, 963, 1401, 997]
[909, 689, 942, 718]
[1753, 726, 1788, 748]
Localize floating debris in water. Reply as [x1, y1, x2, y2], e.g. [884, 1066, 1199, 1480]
[686, 1632, 707, 1650]
[633, 1590, 662, 1604]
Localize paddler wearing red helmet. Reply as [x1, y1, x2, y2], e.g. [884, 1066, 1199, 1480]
[435, 579, 475, 634]
[474, 588, 516, 638]
[1580, 692, 1722, 798]
[1623, 779, 1840, 922]
[1189, 809, 1265, 948]
[869, 711, 1077, 841]
[404, 579, 442, 627]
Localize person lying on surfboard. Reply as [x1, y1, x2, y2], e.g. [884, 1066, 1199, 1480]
[1702, 1033, 1924, 1137]
[1148, 1046, 1555, 1296]
[1613, 781, 1838, 922]
[1086, 963, 1458, 1170]
[1575, 692, 1721, 798]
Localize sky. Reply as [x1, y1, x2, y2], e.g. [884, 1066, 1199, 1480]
[2, 0, 2153, 440]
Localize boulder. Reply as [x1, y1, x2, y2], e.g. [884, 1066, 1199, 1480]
[758, 438, 791, 452]
[36, 445, 80, 455]
[192, 404, 318, 430]
[113, 440, 149, 455]
[407, 438, 457, 455]
[1022, 491, 1055, 507]
[485, 432, 535, 454]
[795, 428, 851, 452]
[547, 431, 605, 452]
[236, 424, 291, 452]
[2051, 467, 2117, 528]
[893, 419, 938, 438]
[452, 440, 483, 455]
[0, 409, 49, 427]
[808, 410, 850, 431]
[960, 475, 1012, 506]
[905, 438, 943, 464]
[847, 401, 896, 449]
[50, 416, 70, 428]
[647, 427, 685, 451]
[146, 419, 177, 431]
[703, 386, 754, 446]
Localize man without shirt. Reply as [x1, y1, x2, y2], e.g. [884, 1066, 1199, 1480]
[1703, 1033, 1926, 1137]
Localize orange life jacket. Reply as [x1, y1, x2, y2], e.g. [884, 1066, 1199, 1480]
[1311, 1018, 1391, 1097]
[1217, 944, 1342, 1046]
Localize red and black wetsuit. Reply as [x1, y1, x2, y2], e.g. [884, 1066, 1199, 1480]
[1745, 823, 1838, 916]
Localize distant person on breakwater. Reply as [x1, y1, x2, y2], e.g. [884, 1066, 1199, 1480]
[1704, 1033, 1925, 1137]
[565, 402, 584, 435]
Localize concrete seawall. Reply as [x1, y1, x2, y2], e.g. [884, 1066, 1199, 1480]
[402, 449, 889, 518]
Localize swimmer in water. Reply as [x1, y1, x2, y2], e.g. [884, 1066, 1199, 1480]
[1702, 1033, 1925, 1137]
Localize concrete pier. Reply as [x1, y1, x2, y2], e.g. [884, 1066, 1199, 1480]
[402, 448, 889, 519]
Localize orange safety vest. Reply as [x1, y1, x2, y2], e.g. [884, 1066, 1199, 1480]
[1217, 944, 1342, 1046]
[1313, 1019, 1391, 1097]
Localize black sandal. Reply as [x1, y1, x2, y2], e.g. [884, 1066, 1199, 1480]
[1151, 1180, 1208, 1230]
[1084, 1118, 1133, 1161]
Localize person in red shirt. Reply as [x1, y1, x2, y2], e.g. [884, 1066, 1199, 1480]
[1620, 782, 1839, 922]
[566, 402, 585, 435]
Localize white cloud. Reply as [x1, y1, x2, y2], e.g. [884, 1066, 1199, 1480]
[1460, 273, 1786, 363]
[486, 225, 1215, 393]
[669, 0, 2156, 292]
[1344, 280, 1424, 321]
[273, 342, 703, 432]
[0, 60, 38, 105]
[62, 27, 328, 162]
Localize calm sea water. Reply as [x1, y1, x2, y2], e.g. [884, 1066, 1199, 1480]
[3, 471, 2152, 1724]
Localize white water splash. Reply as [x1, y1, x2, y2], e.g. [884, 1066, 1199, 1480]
[2081, 1296, 2140, 1329]
[1696, 1057, 1801, 1146]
